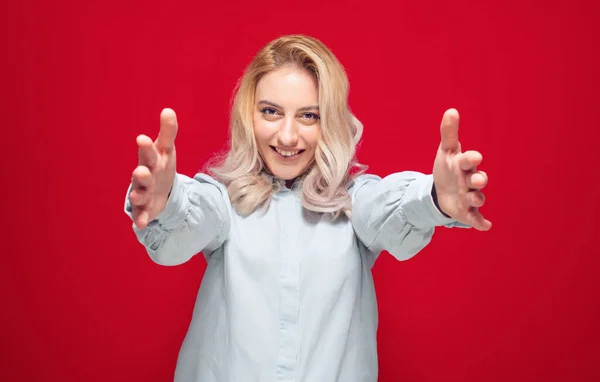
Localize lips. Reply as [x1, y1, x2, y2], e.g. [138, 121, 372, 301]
[270, 146, 305, 158]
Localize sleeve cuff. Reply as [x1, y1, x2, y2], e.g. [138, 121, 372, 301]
[402, 174, 470, 229]
[123, 174, 190, 230]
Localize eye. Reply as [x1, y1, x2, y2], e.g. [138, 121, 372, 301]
[301, 112, 320, 120]
[260, 107, 278, 116]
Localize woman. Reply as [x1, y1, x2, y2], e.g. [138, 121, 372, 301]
[125, 35, 490, 382]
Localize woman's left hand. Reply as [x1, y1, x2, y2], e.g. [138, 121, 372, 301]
[433, 108, 492, 231]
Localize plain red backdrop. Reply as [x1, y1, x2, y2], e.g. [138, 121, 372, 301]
[2, 0, 599, 381]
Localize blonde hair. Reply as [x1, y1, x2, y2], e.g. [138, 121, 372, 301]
[207, 35, 366, 218]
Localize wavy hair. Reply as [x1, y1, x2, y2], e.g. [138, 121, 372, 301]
[207, 35, 366, 218]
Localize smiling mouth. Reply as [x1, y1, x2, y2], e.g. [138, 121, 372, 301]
[270, 146, 305, 158]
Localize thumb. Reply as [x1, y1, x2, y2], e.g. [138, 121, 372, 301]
[156, 108, 178, 151]
[440, 108, 460, 152]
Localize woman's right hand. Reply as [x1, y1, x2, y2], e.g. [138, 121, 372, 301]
[129, 108, 178, 229]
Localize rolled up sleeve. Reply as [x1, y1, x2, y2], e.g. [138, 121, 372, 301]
[350, 172, 468, 263]
[124, 173, 231, 265]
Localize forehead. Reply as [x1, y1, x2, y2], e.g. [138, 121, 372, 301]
[255, 67, 318, 106]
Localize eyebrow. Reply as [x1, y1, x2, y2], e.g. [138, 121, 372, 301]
[257, 100, 319, 112]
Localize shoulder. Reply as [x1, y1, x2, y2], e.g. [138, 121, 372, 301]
[192, 172, 227, 189]
[347, 171, 433, 202]
[346, 173, 382, 198]
[189, 172, 232, 207]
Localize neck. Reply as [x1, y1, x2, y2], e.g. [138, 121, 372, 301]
[285, 178, 297, 189]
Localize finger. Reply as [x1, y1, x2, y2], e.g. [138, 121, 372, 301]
[129, 188, 149, 206]
[133, 208, 151, 230]
[132, 165, 152, 189]
[467, 190, 486, 208]
[156, 108, 178, 151]
[137, 135, 158, 168]
[468, 170, 488, 189]
[130, 166, 152, 207]
[466, 209, 492, 231]
[457, 151, 483, 172]
[440, 108, 460, 152]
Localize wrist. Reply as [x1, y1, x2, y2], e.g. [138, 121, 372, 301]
[431, 182, 452, 218]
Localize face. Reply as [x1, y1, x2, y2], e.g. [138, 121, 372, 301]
[253, 66, 321, 181]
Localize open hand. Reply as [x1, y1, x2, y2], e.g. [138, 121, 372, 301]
[129, 108, 178, 229]
[433, 109, 492, 231]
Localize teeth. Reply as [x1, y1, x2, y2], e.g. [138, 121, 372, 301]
[275, 147, 300, 157]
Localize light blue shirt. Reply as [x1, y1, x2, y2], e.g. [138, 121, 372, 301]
[124, 171, 467, 382]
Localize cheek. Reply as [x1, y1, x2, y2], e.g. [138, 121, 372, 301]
[304, 127, 321, 150]
[252, 117, 271, 144]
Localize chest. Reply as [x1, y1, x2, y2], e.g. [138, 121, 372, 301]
[226, 194, 362, 276]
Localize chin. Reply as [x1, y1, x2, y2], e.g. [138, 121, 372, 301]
[267, 161, 312, 181]
[271, 169, 305, 181]
[262, 153, 311, 181]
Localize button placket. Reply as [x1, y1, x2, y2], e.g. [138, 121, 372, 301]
[275, 192, 300, 381]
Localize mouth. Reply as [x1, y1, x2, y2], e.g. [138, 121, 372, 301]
[270, 146, 305, 158]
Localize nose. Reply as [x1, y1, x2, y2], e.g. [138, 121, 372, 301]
[277, 117, 299, 147]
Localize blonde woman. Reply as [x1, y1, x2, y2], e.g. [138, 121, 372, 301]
[125, 35, 491, 382]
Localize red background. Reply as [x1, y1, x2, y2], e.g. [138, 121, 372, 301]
[2, 0, 599, 381]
